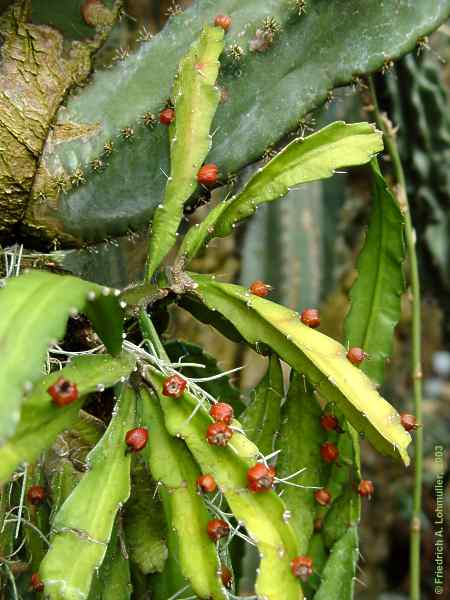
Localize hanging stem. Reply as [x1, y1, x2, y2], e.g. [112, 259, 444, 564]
[368, 76, 423, 600]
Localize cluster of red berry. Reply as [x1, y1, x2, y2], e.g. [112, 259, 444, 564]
[319, 411, 374, 499]
[206, 402, 234, 446]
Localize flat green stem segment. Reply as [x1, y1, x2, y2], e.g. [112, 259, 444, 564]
[141, 385, 225, 600]
[344, 160, 405, 385]
[240, 355, 283, 455]
[277, 373, 328, 555]
[146, 25, 224, 279]
[124, 457, 168, 575]
[0, 271, 124, 443]
[178, 199, 229, 262]
[313, 525, 359, 600]
[180, 122, 383, 262]
[368, 76, 423, 600]
[146, 368, 303, 600]
[0, 353, 135, 485]
[189, 275, 411, 464]
[40, 385, 135, 600]
[87, 526, 131, 600]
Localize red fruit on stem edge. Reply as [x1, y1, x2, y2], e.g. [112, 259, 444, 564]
[313, 517, 323, 532]
[300, 308, 320, 328]
[210, 402, 234, 425]
[81, 0, 103, 26]
[346, 347, 368, 365]
[197, 163, 219, 187]
[125, 427, 149, 452]
[320, 441, 339, 463]
[197, 474, 217, 493]
[290, 555, 313, 581]
[214, 14, 232, 31]
[47, 378, 78, 407]
[206, 422, 233, 447]
[358, 479, 374, 498]
[219, 565, 233, 588]
[31, 573, 44, 592]
[314, 488, 332, 506]
[320, 414, 339, 432]
[27, 485, 46, 506]
[207, 518, 230, 542]
[162, 374, 187, 398]
[247, 463, 276, 492]
[400, 413, 418, 432]
[159, 107, 175, 125]
[249, 280, 271, 298]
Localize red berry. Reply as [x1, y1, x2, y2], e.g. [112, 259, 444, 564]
[320, 414, 339, 432]
[247, 463, 276, 493]
[159, 108, 175, 125]
[207, 518, 229, 542]
[219, 564, 233, 588]
[313, 517, 323, 531]
[125, 427, 149, 452]
[27, 485, 46, 506]
[210, 402, 234, 425]
[197, 474, 217, 493]
[358, 479, 374, 498]
[81, 0, 103, 26]
[300, 308, 320, 328]
[31, 573, 44, 592]
[214, 14, 232, 31]
[290, 555, 313, 581]
[197, 163, 219, 187]
[47, 378, 78, 407]
[400, 413, 418, 432]
[206, 422, 233, 447]
[249, 280, 271, 298]
[162, 374, 187, 398]
[314, 488, 332, 506]
[346, 347, 367, 365]
[320, 442, 339, 463]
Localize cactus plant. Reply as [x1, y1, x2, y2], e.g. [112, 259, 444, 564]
[1, 0, 449, 244]
[0, 6, 441, 600]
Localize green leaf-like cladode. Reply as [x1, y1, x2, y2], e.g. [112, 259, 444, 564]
[277, 373, 328, 556]
[0, 271, 124, 443]
[240, 355, 283, 455]
[0, 353, 135, 485]
[141, 385, 225, 600]
[180, 122, 383, 262]
[146, 25, 224, 278]
[313, 526, 359, 600]
[187, 275, 411, 465]
[146, 368, 303, 600]
[87, 526, 132, 600]
[40, 385, 135, 600]
[124, 458, 168, 575]
[313, 159, 406, 598]
[344, 160, 405, 385]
